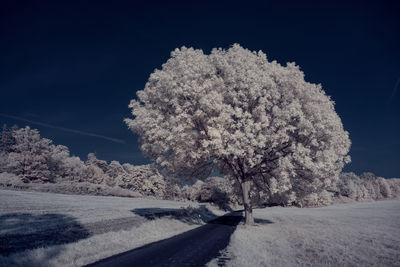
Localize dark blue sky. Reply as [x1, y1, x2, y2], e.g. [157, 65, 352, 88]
[0, 1, 399, 177]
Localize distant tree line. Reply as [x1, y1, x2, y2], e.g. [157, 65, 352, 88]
[1, 124, 399, 208]
[0, 125, 167, 198]
[333, 172, 400, 202]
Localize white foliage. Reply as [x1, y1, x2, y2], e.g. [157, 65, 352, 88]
[388, 178, 400, 196]
[0, 172, 24, 187]
[105, 160, 125, 187]
[0, 125, 89, 184]
[0, 125, 172, 199]
[335, 172, 400, 201]
[0, 151, 8, 173]
[86, 153, 109, 173]
[126, 44, 351, 216]
[119, 164, 166, 198]
[198, 177, 240, 209]
[84, 164, 107, 184]
[164, 182, 183, 201]
[181, 180, 204, 201]
[84, 153, 110, 184]
[6, 126, 53, 183]
[48, 145, 73, 180]
[61, 156, 87, 182]
[0, 124, 16, 153]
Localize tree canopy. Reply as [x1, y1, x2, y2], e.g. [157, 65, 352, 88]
[125, 44, 351, 224]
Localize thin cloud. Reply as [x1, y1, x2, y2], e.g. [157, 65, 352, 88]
[387, 77, 400, 105]
[0, 113, 126, 144]
[23, 112, 41, 118]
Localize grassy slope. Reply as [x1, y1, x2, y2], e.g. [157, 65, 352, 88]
[208, 200, 400, 266]
[0, 189, 221, 267]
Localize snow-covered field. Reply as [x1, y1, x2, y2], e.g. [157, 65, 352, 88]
[0, 189, 222, 267]
[209, 200, 400, 266]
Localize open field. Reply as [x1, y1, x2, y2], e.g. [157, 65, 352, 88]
[2, 189, 400, 266]
[209, 199, 400, 266]
[0, 189, 222, 267]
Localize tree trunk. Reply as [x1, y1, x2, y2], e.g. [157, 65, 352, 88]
[241, 179, 254, 225]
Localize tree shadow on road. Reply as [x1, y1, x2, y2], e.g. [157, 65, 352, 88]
[254, 218, 274, 225]
[131, 205, 218, 225]
[224, 209, 274, 225]
[0, 213, 90, 256]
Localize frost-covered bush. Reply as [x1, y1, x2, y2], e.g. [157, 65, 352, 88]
[6, 126, 53, 183]
[264, 191, 295, 207]
[0, 172, 25, 188]
[0, 151, 9, 173]
[163, 178, 183, 201]
[336, 172, 360, 199]
[0, 124, 17, 153]
[180, 177, 240, 209]
[181, 180, 204, 201]
[377, 177, 392, 198]
[387, 178, 400, 197]
[61, 156, 87, 182]
[86, 153, 109, 173]
[0, 125, 178, 199]
[47, 145, 88, 182]
[0, 125, 89, 184]
[198, 177, 222, 202]
[119, 164, 166, 198]
[104, 160, 125, 187]
[47, 144, 70, 179]
[335, 172, 400, 201]
[198, 177, 237, 210]
[84, 164, 107, 184]
[0, 172, 141, 198]
[295, 190, 333, 207]
[248, 174, 333, 207]
[32, 181, 141, 197]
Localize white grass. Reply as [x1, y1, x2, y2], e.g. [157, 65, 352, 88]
[0, 189, 221, 266]
[208, 200, 400, 266]
[1, 218, 197, 267]
[0, 172, 142, 199]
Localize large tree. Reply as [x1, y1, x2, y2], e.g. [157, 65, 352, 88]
[125, 44, 351, 224]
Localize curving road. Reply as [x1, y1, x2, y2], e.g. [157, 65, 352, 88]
[86, 211, 243, 267]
